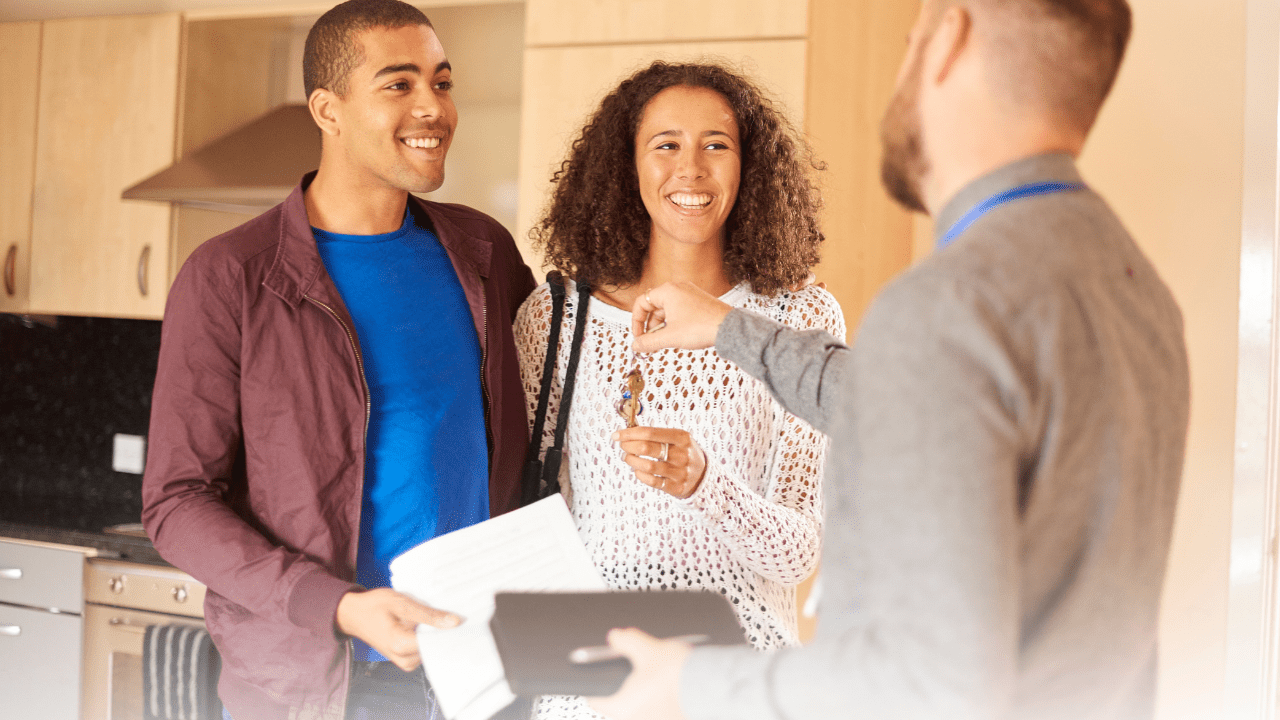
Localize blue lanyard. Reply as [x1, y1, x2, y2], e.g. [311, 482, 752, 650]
[939, 181, 1086, 248]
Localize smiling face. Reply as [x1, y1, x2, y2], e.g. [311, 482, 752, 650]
[634, 85, 741, 252]
[326, 24, 457, 194]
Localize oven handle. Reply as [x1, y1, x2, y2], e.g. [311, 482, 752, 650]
[0, 625, 20, 636]
[107, 617, 148, 635]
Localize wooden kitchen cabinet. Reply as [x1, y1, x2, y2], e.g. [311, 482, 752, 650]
[28, 14, 181, 319]
[525, 0, 807, 46]
[0, 22, 41, 315]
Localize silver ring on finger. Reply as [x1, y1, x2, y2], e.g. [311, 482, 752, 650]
[660, 442, 669, 463]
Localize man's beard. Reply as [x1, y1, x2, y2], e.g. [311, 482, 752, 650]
[880, 63, 929, 214]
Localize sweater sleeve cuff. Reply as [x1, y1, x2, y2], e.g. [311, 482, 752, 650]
[680, 463, 731, 524]
[286, 567, 362, 635]
[715, 308, 786, 381]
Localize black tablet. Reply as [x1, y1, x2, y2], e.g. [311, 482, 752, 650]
[490, 590, 747, 697]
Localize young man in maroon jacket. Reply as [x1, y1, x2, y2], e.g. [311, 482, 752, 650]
[141, 2, 535, 718]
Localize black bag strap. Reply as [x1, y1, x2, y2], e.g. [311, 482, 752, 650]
[521, 272, 567, 504]
[541, 279, 592, 497]
[520, 273, 592, 503]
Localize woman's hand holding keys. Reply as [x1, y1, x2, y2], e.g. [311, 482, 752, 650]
[612, 426, 708, 499]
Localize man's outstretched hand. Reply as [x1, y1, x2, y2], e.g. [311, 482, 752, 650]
[587, 628, 692, 720]
[630, 281, 733, 353]
[335, 588, 461, 671]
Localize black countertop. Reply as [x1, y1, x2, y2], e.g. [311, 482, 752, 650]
[0, 521, 169, 566]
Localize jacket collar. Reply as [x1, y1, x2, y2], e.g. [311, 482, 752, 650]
[263, 171, 493, 306]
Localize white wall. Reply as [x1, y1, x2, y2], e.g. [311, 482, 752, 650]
[1077, 1, 1246, 716]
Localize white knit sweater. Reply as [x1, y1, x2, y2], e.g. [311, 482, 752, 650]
[514, 281, 845, 720]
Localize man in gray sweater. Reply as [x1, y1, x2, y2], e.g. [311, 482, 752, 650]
[589, 1, 1189, 719]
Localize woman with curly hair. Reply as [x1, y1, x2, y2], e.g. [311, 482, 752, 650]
[514, 60, 845, 719]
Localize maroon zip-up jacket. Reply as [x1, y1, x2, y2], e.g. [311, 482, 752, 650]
[142, 174, 536, 720]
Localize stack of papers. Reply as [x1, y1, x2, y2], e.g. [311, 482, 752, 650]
[389, 495, 606, 720]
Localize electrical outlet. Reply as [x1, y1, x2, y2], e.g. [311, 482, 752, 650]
[112, 434, 146, 474]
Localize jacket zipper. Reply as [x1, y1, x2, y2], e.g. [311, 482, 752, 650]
[478, 278, 493, 460]
[306, 295, 372, 451]
[304, 294, 369, 719]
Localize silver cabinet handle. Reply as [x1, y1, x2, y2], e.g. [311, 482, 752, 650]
[0, 568, 22, 580]
[108, 618, 147, 635]
[3, 244, 15, 297]
[137, 244, 151, 297]
[0, 625, 20, 637]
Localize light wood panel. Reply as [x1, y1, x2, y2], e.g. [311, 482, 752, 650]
[0, 22, 41, 314]
[804, 0, 920, 336]
[419, 3, 525, 236]
[517, 39, 807, 276]
[29, 14, 181, 319]
[181, 0, 504, 21]
[526, 0, 807, 46]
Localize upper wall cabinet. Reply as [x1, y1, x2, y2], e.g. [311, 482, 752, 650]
[0, 22, 41, 315]
[525, 0, 808, 46]
[28, 14, 181, 319]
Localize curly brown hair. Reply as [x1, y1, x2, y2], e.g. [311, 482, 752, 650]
[532, 61, 825, 296]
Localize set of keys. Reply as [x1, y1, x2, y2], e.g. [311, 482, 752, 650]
[615, 367, 645, 428]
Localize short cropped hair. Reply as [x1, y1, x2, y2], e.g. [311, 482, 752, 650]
[303, 0, 432, 99]
[939, 0, 1132, 129]
[533, 61, 824, 296]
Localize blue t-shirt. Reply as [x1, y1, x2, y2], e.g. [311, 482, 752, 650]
[314, 209, 490, 662]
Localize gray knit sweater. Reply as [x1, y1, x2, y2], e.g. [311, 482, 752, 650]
[680, 154, 1190, 720]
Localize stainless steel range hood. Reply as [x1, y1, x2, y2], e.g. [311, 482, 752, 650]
[122, 104, 320, 213]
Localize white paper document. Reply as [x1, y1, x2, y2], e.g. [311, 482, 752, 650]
[389, 495, 606, 720]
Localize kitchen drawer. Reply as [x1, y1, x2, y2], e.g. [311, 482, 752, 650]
[0, 603, 83, 720]
[0, 538, 85, 612]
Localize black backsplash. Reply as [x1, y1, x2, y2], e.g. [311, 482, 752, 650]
[0, 314, 161, 531]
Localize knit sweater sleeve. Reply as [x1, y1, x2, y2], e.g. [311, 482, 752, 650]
[680, 287, 847, 585]
[514, 284, 559, 460]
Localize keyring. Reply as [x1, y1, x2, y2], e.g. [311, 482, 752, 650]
[659, 442, 669, 462]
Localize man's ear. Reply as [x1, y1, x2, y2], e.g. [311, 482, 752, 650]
[309, 89, 341, 138]
[927, 5, 973, 86]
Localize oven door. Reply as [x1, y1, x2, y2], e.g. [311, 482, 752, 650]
[82, 604, 205, 720]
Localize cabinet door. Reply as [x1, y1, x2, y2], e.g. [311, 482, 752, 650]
[0, 22, 41, 314]
[525, 0, 807, 46]
[0, 603, 82, 720]
[29, 14, 180, 319]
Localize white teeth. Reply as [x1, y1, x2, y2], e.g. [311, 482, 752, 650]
[402, 137, 441, 149]
[669, 192, 712, 209]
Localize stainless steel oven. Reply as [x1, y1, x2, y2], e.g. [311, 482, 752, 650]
[82, 558, 207, 720]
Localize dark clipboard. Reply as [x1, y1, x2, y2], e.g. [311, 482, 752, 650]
[490, 591, 747, 697]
